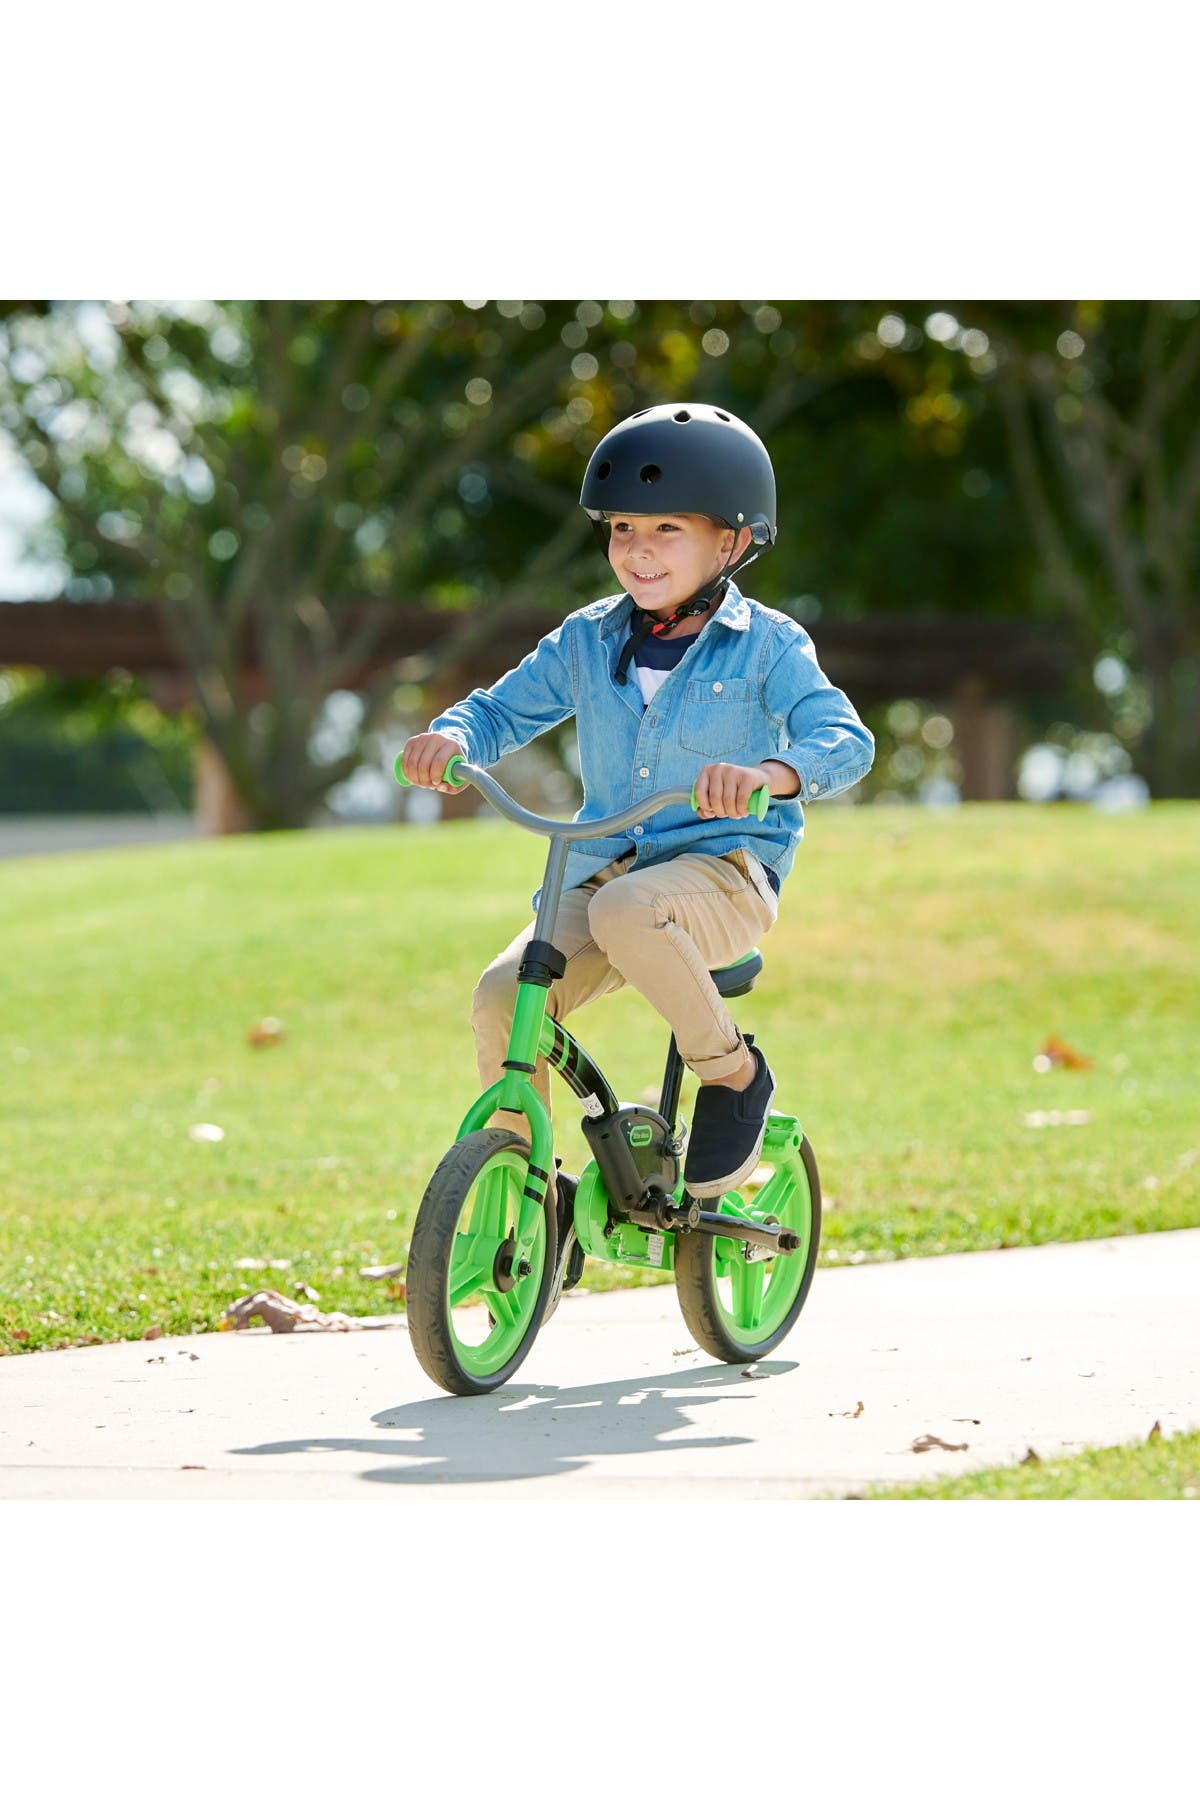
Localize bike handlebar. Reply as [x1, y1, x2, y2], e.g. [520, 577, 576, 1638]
[394, 752, 770, 838]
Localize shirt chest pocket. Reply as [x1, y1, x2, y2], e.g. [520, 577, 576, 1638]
[678, 677, 756, 759]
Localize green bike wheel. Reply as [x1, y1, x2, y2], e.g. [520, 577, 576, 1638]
[406, 1128, 558, 1396]
[674, 1132, 821, 1363]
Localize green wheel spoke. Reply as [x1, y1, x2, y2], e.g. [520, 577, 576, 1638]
[729, 1253, 766, 1331]
[471, 1166, 511, 1239]
[484, 1285, 519, 1335]
[448, 1236, 489, 1307]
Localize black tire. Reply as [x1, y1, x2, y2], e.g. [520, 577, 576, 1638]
[406, 1128, 558, 1396]
[674, 1135, 822, 1363]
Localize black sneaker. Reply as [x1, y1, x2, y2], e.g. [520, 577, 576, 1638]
[542, 1169, 584, 1324]
[683, 1033, 776, 1201]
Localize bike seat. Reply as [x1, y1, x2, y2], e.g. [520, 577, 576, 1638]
[709, 949, 763, 997]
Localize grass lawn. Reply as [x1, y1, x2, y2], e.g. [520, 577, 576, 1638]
[864, 1427, 1200, 1499]
[2, 801, 1197, 1355]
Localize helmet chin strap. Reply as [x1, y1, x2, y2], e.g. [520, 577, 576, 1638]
[611, 536, 764, 687]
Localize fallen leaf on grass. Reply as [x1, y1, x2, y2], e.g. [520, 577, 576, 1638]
[360, 1262, 405, 1280]
[234, 1257, 292, 1271]
[12, 1329, 29, 1342]
[143, 1325, 163, 1341]
[247, 1017, 284, 1048]
[1023, 1110, 1092, 1129]
[1033, 1035, 1094, 1073]
[221, 1289, 352, 1333]
[1021, 1447, 1041, 1465]
[1148, 1420, 1162, 1441]
[911, 1433, 969, 1454]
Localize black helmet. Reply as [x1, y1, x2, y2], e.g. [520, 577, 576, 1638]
[580, 402, 776, 547]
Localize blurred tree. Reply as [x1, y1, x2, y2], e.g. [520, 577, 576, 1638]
[13, 298, 1157, 820]
[924, 300, 1200, 797]
[0, 300, 607, 827]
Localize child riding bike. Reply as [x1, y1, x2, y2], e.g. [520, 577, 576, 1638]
[400, 401, 875, 1308]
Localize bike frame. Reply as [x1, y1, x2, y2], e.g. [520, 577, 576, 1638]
[397, 754, 769, 1264]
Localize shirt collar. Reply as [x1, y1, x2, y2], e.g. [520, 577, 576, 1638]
[596, 582, 752, 639]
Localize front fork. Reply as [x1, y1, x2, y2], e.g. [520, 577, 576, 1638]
[455, 979, 559, 1260]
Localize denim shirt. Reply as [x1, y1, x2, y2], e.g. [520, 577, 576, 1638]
[428, 583, 875, 911]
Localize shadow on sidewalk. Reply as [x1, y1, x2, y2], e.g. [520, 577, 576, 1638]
[231, 1359, 799, 1487]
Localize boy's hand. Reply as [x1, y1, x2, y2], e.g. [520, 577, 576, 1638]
[400, 732, 467, 794]
[694, 762, 773, 820]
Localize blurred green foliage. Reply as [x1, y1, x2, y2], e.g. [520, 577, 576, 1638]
[0, 670, 195, 814]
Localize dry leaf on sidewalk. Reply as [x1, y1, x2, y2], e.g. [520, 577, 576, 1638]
[830, 1401, 865, 1418]
[220, 1289, 352, 1333]
[911, 1433, 969, 1454]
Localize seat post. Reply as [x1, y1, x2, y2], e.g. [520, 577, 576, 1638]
[658, 1033, 687, 1132]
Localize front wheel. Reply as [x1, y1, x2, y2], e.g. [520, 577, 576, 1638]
[406, 1128, 558, 1396]
[674, 1132, 821, 1363]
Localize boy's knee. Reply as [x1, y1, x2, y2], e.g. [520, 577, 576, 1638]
[587, 880, 651, 951]
[471, 959, 518, 1026]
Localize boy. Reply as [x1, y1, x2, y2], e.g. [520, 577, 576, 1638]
[401, 402, 874, 1286]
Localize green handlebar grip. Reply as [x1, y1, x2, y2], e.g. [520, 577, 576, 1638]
[392, 751, 468, 789]
[690, 781, 770, 820]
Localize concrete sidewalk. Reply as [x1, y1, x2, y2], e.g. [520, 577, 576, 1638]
[3, 1229, 1198, 1498]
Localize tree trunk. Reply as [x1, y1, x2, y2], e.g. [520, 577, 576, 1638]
[950, 678, 1017, 800]
[194, 739, 251, 836]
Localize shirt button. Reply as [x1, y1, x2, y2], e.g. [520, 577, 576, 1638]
[633, 825, 644, 836]
[639, 767, 650, 778]
[712, 681, 723, 694]
[809, 781, 819, 794]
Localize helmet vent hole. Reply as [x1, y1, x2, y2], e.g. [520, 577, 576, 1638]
[639, 463, 662, 485]
[596, 460, 611, 480]
[673, 410, 691, 422]
[715, 410, 730, 421]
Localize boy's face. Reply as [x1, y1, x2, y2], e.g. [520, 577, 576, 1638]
[606, 512, 746, 614]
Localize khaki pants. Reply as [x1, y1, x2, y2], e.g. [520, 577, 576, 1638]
[471, 848, 779, 1144]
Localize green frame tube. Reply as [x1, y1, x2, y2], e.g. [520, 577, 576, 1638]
[456, 977, 556, 1257]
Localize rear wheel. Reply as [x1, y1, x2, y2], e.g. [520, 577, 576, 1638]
[406, 1128, 557, 1396]
[674, 1133, 821, 1363]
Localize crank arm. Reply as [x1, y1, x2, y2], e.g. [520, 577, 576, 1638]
[626, 1196, 801, 1257]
